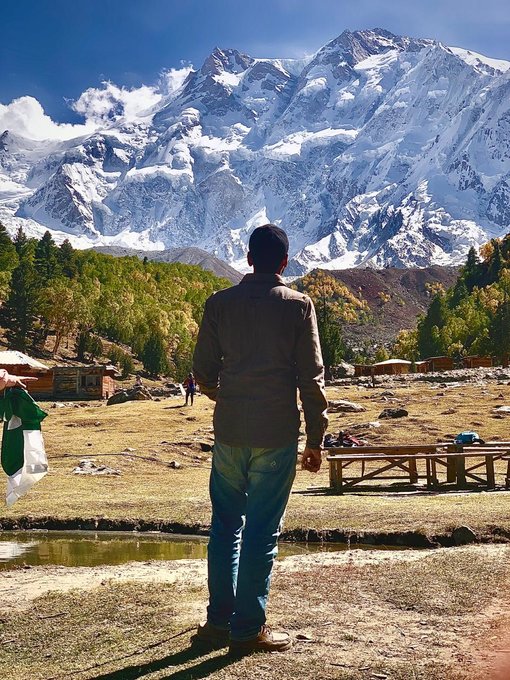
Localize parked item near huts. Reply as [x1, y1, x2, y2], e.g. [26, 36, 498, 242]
[462, 355, 493, 369]
[455, 431, 485, 445]
[0, 351, 51, 397]
[52, 365, 120, 400]
[426, 356, 454, 372]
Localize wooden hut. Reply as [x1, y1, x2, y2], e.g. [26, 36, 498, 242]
[425, 356, 454, 372]
[462, 355, 493, 369]
[354, 364, 373, 377]
[414, 360, 429, 374]
[372, 359, 412, 376]
[52, 365, 120, 400]
[0, 351, 52, 397]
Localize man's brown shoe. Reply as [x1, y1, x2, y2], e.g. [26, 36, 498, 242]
[229, 625, 292, 657]
[191, 621, 230, 649]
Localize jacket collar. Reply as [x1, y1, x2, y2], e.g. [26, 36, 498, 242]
[240, 273, 286, 285]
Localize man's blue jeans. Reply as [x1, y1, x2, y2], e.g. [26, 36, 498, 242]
[206, 440, 297, 641]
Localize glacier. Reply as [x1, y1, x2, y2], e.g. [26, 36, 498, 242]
[1, 28, 510, 273]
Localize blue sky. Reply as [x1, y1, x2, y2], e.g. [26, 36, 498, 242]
[2, 0, 510, 123]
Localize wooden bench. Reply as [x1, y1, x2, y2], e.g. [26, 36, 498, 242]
[326, 444, 510, 493]
[443, 443, 510, 488]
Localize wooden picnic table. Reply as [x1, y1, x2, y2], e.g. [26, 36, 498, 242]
[442, 442, 510, 489]
[326, 444, 510, 493]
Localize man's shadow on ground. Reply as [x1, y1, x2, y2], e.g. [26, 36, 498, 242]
[89, 644, 234, 680]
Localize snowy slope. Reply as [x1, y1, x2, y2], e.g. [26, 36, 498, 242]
[1, 28, 510, 273]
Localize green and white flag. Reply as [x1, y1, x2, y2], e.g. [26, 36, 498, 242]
[0, 388, 48, 507]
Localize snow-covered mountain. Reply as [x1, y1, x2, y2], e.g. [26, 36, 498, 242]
[1, 28, 510, 274]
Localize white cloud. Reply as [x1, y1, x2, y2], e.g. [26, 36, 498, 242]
[0, 96, 95, 141]
[73, 82, 161, 125]
[160, 65, 193, 96]
[0, 65, 194, 142]
[72, 65, 193, 125]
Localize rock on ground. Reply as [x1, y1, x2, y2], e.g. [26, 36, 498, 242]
[72, 459, 121, 476]
[328, 399, 367, 413]
[107, 386, 153, 405]
[379, 407, 409, 419]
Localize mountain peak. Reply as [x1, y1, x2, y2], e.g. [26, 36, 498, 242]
[1, 28, 507, 274]
[314, 27, 434, 67]
[201, 47, 254, 77]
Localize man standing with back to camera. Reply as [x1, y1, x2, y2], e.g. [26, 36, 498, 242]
[192, 224, 328, 656]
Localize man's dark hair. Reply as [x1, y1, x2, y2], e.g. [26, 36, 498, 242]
[248, 224, 289, 273]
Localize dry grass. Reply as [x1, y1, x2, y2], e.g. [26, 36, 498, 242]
[1, 545, 509, 679]
[1, 381, 510, 538]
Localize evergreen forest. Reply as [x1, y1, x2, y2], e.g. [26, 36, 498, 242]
[0, 223, 231, 378]
[394, 234, 510, 363]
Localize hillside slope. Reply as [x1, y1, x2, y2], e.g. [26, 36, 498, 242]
[329, 265, 460, 344]
[91, 246, 242, 283]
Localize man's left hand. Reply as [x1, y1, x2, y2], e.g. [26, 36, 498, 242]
[301, 447, 322, 473]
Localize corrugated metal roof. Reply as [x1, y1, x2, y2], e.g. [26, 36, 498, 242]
[373, 359, 412, 366]
[0, 351, 49, 370]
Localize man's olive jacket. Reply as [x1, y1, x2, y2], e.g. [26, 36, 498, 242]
[193, 273, 328, 449]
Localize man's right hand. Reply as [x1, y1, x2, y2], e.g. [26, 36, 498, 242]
[301, 447, 322, 473]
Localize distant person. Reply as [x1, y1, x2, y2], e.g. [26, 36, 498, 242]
[135, 374, 143, 388]
[183, 372, 196, 406]
[193, 224, 328, 656]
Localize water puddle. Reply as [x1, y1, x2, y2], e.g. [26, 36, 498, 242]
[0, 531, 395, 570]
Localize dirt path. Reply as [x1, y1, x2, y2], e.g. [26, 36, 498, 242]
[0, 558, 208, 611]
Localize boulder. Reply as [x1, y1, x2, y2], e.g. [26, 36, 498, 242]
[332, 361, 355, 378]
[328, 399, 366, 413]
[451, 526, 477, 546]
[379, 407, 409, 419]
[493, 405, 510, 415]
[107, 386, 153, 405]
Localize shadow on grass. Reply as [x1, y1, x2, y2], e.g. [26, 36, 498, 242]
[292, 483, 502, 496]
[89, 644, 234, 680]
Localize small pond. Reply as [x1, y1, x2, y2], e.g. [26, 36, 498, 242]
[0, 531, 394, 570]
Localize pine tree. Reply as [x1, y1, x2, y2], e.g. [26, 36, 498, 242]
[3, 249, 39, 351]
[450, 278, 469, 308]
[76, 330, 103, 361]
[317, 311, 345, 379]
[58, 239, 78, 278]
[13, 226, 30, 255]
[463, 245, 480, 291]
[34, 231, 60, 282]
[417, 293, 447, 358]
[490, 295, 510, 364]
[0, 221, 17, 268]
[119, 353, 134, 379]
[0, 222, 19, 298]
[142, 333, 170, 376]
[487, 240, 504, 285]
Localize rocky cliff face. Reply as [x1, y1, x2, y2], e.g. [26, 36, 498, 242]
[1, 28, 510, 273]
